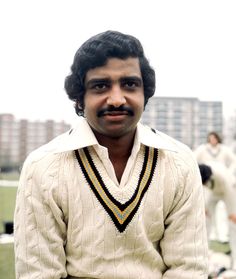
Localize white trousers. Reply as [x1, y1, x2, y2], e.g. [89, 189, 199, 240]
[205, 192, 236, 269]
[210, 200, 229, 242]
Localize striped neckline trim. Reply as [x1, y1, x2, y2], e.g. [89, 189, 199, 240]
[75, 146, 158, 232]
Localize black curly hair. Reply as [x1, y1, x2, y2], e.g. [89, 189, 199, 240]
[198, 164, 213, 184]
[64, 30, 156, 116]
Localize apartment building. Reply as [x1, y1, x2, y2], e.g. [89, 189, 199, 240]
[0, 114, 71, 169]
[141, 97, 223, 149]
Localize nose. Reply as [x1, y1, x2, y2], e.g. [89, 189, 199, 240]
[107, 86, 126, 107]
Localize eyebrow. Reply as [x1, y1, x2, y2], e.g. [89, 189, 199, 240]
[120, 76, 143, 85]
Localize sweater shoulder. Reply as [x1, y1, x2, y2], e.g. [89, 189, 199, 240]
[21, 133, 73, 183]
[23, 130, 71, 165]
[154, 131, 199, 188]
[155, 130, 196, 162]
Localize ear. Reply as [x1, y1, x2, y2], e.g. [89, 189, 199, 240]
[78, 101, 84, 109]
[75, 100, 84, 116]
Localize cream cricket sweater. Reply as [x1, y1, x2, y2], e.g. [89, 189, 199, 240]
[14, 118, 208, 279]
[194, 143, 236, 172]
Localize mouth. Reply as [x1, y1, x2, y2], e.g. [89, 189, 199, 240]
[101, 111, 130, 121]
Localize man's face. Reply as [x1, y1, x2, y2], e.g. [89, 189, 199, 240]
[83, 58, 145, 139]
[208, 134, 219, 146]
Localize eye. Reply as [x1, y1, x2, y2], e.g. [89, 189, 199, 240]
[122, 78, 142, 90]
[124, 81, 137, 88]
[94, 83, 107, 90]
[87, 80, 110, 93]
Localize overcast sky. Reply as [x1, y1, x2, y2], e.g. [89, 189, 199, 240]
[1, 0, 236, 124]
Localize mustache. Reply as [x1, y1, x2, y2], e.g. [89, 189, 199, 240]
[97, 106, 134, 117]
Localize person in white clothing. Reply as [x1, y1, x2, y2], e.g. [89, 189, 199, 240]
[195, 131, 236, 243]
[14, 30, 208, 279]
[199, 162, 236, 271]
[195, 132, 236, 172]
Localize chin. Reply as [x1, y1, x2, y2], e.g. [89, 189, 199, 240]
[106, 128, 135, 139]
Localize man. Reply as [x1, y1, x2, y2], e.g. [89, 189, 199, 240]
[14, 30, 208, 278]
[195, 132, 236, 243]
[199, 162, 236, 272]
[195, 132, 236, 172]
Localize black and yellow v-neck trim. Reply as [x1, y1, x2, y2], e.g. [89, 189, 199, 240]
[75, 146, 158, 233]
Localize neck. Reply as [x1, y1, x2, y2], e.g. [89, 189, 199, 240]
[93, 130, 136, 183]
[94, 130, 136, 159]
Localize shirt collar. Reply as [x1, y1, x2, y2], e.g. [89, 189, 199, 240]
[51, 117, 177, 154]
[136, 122, 177, 152]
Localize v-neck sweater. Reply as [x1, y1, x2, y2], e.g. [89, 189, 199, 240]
[14, 119, 208, 279]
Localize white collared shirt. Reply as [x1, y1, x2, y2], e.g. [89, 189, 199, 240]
[29, 117, 177, 188]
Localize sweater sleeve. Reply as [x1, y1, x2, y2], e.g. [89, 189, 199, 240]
[14, 153, 68, 279]
[161, 148, 209, 279]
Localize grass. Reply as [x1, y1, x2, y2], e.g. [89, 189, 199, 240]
[210, 240, 231, 254]
[0, 182, 17, 279]
[0, 171, 20, 181]
[0, 186, 17, 233]
[0, 242, 15, 279]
